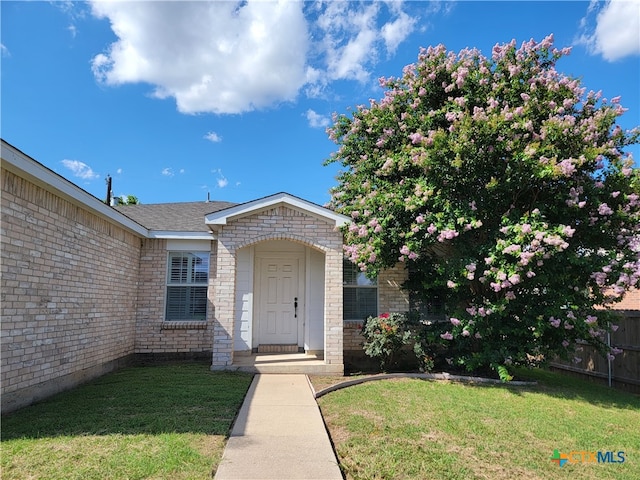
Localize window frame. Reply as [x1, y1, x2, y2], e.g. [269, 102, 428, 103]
[343, 259, 378, 321]
[164, 251, 210, 322]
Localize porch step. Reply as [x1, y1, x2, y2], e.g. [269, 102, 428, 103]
[231, 353, 344, 374]
[257, 344, 299, 353]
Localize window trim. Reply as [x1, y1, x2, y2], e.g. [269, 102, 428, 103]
[343, 259, 378, 321]
[164, 251, 210, 322]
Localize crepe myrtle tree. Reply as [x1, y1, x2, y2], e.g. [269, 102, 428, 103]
[326, 35, 640, 376]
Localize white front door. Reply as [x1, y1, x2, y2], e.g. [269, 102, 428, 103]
[257, 257, 299, 345]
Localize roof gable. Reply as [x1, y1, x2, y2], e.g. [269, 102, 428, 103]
[205, 192, 349, 228]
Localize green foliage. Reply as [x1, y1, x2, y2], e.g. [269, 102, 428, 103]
[361, 312, 413, 371]
[328, 35, 640, 377]
[121, 194, 139, 205]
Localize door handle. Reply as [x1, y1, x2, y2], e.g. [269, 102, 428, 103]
[294, 297, 298, 318]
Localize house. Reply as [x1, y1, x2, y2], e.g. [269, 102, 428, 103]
[1, 140, 409, 412]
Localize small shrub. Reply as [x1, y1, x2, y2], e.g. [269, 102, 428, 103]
[361, 313, 414, 371]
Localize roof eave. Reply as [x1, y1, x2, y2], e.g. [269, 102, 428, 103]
[204, 192, 350, 228]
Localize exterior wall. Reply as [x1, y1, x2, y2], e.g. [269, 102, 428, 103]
[134, 238, 215, 354]
[1, 169, 141, 412]
[307, 248, 326, 352]
[212, 205, 344, 368]
[234, 247, 253, 352]
[613, 287, 640, 312]
[344, 263, 409, 355]
[378, 263, 410, 314]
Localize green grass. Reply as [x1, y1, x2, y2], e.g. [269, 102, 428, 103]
[1, 364, 253, 480]
[317, 369, 640, 480]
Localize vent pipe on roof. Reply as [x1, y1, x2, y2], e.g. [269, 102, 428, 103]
[105, 175, 112, 205]
[207, 192, 210, 203]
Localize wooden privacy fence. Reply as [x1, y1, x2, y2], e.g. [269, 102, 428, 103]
[550, 310, 640, 393]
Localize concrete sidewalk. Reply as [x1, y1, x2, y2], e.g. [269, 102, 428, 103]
[214, 374, 343, 480]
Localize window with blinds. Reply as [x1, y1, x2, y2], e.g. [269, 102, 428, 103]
[343, 259, 378, 321]
[165, 252, 209, 321]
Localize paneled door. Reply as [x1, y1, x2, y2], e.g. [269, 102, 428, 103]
[257, 257, 299, 345]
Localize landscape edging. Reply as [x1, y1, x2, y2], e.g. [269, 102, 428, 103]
[311, 372, 537, 398]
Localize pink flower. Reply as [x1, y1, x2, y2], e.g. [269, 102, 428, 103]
[503, 244, 521, 255]
[462, 329, 470, 337]
[549, 317, 561, 328]
[562, 225, 575, 237]
[441, 332, 454, 340]
[409, 132, 423, 144]
[585, 315, 597, 325]
[379, 313, 390, 319]
[450, 317, 461, 326]
[598, 203, 613, 215]
[474, 332, 482, 339]
[508, 274, 521, 285]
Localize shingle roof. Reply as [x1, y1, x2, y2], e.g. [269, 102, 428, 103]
[114, 201, 236, 231]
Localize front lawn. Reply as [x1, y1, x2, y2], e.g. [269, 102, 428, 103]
[316, 369, 640, 480]
[1, 364, 253, 480]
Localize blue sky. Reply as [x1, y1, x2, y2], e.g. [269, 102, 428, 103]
[2, 1, 639, 206]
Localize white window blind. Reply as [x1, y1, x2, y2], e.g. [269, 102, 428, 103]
[165, 252, 209, 321]
[343, 259, 378, 321]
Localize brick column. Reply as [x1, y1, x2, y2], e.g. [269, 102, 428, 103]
[324, 249, 343, 366]
[211, 238, 235, 368]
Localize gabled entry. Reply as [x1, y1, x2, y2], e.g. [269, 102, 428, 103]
[205, 192, 349, 373]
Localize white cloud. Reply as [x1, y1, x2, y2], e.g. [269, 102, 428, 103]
[204, 131, 222, 143]
[61, 159, 99, 180]
[306, 109, 330, 128]
[212, 168, 228, 188]
[161, 167, 174, 177]
[87, 0, 419, 114]
[1, 43, 10, 57]
[311, 1, 417, 83]
[90, 0, 309, 114]
[578, 0, 640, 61]
[116, 168, 123, 174]
[381, 10, 416, 54]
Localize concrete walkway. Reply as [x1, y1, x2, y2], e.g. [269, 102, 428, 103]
[214, 374, 343, 480]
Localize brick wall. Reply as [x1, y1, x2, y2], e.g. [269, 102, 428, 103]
[212, 205, 345, 368]
[379, 263, 409, 314]
[613, 287, 640, 312]
[343, 263, 409, 354]
[1, 169, 141, 412]
[134, 238, 215, 354]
